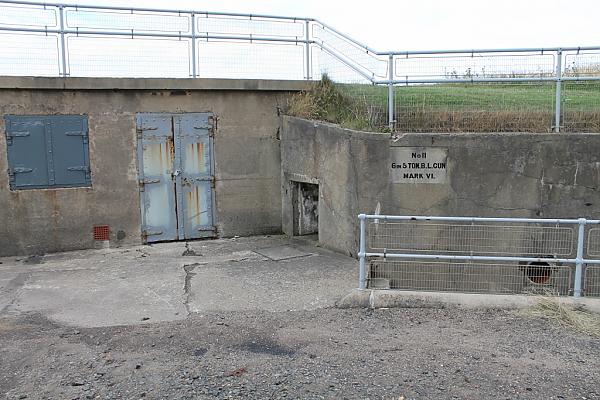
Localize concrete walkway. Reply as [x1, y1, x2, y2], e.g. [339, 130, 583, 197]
[0, 236, 357, 328]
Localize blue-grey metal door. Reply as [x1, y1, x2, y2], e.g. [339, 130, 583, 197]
[137, 113, 215, 243]
[175, 114, 216, 239]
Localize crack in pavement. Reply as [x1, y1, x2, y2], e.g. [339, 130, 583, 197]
[183, 264, 199, 316]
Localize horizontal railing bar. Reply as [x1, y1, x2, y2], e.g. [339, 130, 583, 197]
[0, 0, 313, 22]
[364, 252, 600, 265]
[361, 215, 600, 224]
[387, 46, 600, 56]
[373, 76, 600, 85]
[0, 26, 312, 43]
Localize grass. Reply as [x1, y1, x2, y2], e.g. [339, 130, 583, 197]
[287, 76, 600, 132]
[524, 295, 600, 338]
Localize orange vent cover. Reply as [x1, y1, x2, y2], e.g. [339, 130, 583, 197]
[93, 225, 110, 241]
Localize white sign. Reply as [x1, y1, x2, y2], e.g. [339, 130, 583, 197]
[391, 147, 448, 184]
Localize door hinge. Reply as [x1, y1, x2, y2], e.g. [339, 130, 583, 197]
[5, 130, 30, 146]
[136, 126, 158, 139]
[142, 230, 163, 241]
[138, 179, 160, 191]
[66, 130, 89, 143]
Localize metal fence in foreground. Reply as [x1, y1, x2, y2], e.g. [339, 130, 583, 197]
[1, 0, 600, 132]
[358, 214, 600, 298]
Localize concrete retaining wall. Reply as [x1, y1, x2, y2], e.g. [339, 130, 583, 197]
[0, 77, 309, 256]
[281, 116, 600, 256]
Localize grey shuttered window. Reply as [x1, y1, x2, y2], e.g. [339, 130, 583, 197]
[5, 115, 91, 190]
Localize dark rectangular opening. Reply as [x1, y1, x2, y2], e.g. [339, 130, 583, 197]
[292, 181, 319, 236]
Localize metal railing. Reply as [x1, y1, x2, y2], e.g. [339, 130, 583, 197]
[1, 0, 600, 132]
[358, 214, 600, 297]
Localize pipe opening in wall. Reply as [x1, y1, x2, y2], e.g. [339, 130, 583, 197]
[526, 261, 553, 285]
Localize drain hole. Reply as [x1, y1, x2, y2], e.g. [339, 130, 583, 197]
[526, 261, 553, 285]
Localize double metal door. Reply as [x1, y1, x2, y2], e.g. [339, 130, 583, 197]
[137, 113, 215, 243]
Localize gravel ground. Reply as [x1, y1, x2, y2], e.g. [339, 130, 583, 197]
[2, 306, 600, 400]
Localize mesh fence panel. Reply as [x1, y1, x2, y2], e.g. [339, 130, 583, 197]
[311, 23, 387, 80]
[66, 36, 191, 78]
[0, 3, 57, 28]
[369, 259, 572, 295]
[585, 265, 600, 297]
[394, 82, 555, 132]
[0, 33, 60, 76]
[196, 15, 304, 38]
[561, 81, 600, 132]
[198, 40, 305, 80]
[65, 9, 191, 33]
[368, 221, 575, 256]
[394, 52, 555, 80]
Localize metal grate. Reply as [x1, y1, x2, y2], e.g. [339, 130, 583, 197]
[587, 228, 600, 258]
[93, 225, 110, 241]
[367, 221, 575, 256]
[585, 265, 600, 297]
[369, 259, 572, 295]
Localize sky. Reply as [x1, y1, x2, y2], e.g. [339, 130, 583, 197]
[41, 0, 600, 51]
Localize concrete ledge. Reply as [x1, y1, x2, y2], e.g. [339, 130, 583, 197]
[337, 289, 600, 313]
[0, 76, 312, 91]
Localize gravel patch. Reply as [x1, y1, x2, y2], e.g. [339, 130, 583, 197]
[2, 307, 600, 399]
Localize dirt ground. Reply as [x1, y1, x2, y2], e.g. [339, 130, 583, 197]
[2, 306, 600, 400]
[1, 237, 600, 399]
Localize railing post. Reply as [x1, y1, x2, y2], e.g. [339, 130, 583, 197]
[358, 214, 367, 290]
[58, 5, 67, 77]
[305, 20, 311, 80]
[191, 13, 197, 78]
[388, 54, 394, 131]
[574, 218, 586, 298]
[554, 49, 563, 133]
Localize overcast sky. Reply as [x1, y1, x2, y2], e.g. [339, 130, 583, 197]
[50, 0, 600, 51]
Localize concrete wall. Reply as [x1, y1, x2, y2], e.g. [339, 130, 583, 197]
[281, 116, 600, 256]
[0, 77, 309, 256]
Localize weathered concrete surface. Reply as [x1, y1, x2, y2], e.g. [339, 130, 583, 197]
[0, 79, 303, 256]
[281, 116, 600, 255]
[338, 288, 600, 312]
[0, 236, 357, 327]
[0, 76, 312, 91]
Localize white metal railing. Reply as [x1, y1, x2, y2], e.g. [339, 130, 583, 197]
[1, 0, 600, 132]
[358, 214, 600, 297]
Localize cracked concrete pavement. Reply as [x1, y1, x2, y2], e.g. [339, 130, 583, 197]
[0, 235, 357, 328]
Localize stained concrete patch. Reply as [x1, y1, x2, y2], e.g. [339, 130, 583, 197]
[254, 246, 313, 261]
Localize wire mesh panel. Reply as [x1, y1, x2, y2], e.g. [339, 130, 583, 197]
[0, 33, 60, 76]
[585, 265, 600, 297]
[197, 40, 304, 80]
[196, 14, 304, 39]
[66, 36, 192, 78]
[586, 228, 600, 258]
[369, 259, 572, 295]
[65, 8, 191, 34]
[394, 82, 555, 132]
[394, 52, 555, 81]
[368, 221, 575, 256]
[561, 81, 600, 132]
[311, 23, 387, 80]
[0, 3, 57, 28]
